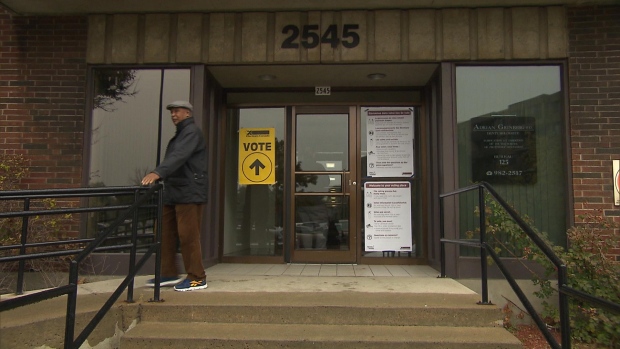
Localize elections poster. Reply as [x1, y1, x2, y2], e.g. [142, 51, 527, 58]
[364, 181, 413, 252]
[364, 107, 415, 177]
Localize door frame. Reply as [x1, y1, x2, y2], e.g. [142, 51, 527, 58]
[218, 100, 428, 266]
[289, 105, 358, 264]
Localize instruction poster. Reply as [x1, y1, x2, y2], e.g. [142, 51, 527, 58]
[364, 181, 413, 252]
[364, 107, 415, 177]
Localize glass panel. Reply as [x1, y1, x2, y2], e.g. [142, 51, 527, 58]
[90, 69, 161, 187]
[295, 196, 349, 250]
[295, 174, 342, 193]
[87, 68, 191, 238]
[223, 108, 285, 257]
[455, 66, 566, 249]
[296, 114, 348, 172]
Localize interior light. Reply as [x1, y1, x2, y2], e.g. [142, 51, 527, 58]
[258, 74, 276, 81]
[367, 73, 386, 80]
[325, 163, 335, 168]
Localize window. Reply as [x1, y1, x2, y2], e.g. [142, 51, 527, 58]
[87, 68, 191, 237]
[223, 108, 285, 257]
[456, 65, 566, 248]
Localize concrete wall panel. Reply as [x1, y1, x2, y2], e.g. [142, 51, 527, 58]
[408, 9, 436, 61]
[274, 12, 301, 62]
[87, 15, 106, 63]
[477, 8, 505, 60]
[241, 12, 268, 62]
[208, 13, 235, 63]
[341, 11, 368, 62]
[512, 7, 540, 59]
[177, 14, 203, 63]
[144, 14, 170, 63]
[320, 12, 338, 62]
[306, 11, 321, 62]
[441, 9, 471, 60]
[374, 10, 402, 61]
[110, 14, 139, 63]
[547, 6, 567, 58]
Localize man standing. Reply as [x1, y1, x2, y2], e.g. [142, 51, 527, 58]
[141, 101, 208, 291]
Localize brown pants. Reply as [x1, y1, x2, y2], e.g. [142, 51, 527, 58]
[161, 204, 206, 281]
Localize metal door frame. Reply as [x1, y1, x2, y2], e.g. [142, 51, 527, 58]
[289, 105, 358, 264]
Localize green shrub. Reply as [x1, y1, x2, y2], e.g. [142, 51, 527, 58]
[0, 154, 76, 293]
[467, 194, 620, 347]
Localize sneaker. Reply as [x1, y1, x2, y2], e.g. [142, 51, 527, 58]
[174, 278, 208, 292]
[145, 276, 184, 287]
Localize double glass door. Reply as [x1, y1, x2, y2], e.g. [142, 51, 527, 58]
[291, 106, 358, 263]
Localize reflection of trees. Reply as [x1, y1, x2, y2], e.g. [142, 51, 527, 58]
[93, 69, 138, 111]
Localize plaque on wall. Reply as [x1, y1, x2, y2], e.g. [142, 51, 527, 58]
[471, 116, 537, 184]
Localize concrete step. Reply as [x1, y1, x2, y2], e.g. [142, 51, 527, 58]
[121, 291, 521, 349]
[138, 292, 504, 327]
[122, 322, 523, 349]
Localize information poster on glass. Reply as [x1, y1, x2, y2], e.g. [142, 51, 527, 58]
[364, 107, 415, 177]
[470, 115, 537, 184]
[364, 182, 413, 252]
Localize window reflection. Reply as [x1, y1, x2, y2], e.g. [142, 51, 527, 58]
[296, 114, 348, 172]
[456, 65, 566, 247]
[89, 69, 190, 187]
[87, 68, 191, 238]
[295, 196, 349, 250]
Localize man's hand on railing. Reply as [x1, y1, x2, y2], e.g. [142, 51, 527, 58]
[141, 173, 161, 186]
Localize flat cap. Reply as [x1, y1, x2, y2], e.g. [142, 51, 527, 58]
[166, 100, 193, 111]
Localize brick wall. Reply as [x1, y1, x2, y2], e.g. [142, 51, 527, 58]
[568, 6, 620, 261]
[0, 6, 87, 189]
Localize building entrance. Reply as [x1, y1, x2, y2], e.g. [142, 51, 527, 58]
[221, 101, 425, 265]
[216, 62, 433, 265]
[291, 106, 358, 263]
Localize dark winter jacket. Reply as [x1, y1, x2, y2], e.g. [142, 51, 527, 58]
[153, 117, 208, 205]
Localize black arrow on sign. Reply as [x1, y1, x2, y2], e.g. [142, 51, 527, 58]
[249, 159, 266, 176]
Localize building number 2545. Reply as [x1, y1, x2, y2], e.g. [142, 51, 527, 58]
[281, 24, 360, 49]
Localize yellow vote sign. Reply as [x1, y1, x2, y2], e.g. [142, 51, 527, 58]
[238, 128, 275, 185]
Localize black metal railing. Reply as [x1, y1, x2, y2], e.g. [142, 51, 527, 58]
[0, 185, 165, 349]
[439, 181, 620, 349]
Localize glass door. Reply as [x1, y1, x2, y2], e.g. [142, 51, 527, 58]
[291, 106, 358, 263]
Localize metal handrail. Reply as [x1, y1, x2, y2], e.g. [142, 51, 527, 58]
[0, 185, 164, 349]
[439, 181, 620, 349]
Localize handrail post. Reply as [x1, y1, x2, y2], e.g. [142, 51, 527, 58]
[152, 186, 163, 302]
[64, 260, 79, 349]
[558, 265, 571, 349]
[16, 198, 30, 295]
[126, 189, 140, 303]
[478, 186, 491, 305]
[439, 197, 446, 278]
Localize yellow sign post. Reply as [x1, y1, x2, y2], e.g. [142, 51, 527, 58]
[238, 128, 276, 185]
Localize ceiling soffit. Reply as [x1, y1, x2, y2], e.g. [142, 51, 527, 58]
[0, 0, 617, 15]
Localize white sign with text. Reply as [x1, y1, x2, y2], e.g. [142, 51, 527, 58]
[364, 107, 415, 177]
[364, 181, 413, 252]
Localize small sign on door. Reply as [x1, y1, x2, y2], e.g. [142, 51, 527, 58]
[238, 128, 276, 185]
[315, 86, 331, 95]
